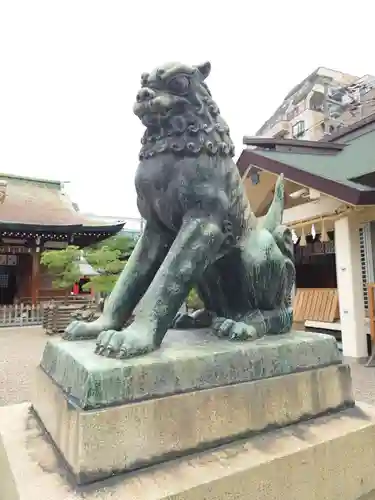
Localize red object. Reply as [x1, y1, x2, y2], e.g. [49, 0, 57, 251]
[72, 283, 79, 295]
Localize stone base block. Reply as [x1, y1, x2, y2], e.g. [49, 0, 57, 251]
[2, 402, 375, 499]
[39, 330, 342, 409]
[32, 361, 354, 484]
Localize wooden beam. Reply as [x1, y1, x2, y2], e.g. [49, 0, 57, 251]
[256, 189, 274, 217]
[242, 136, 345, 150]
[31, 250, 40, 305]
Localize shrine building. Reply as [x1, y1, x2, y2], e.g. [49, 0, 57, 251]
[0, 174, 124, 305]
[237, 113, 375, 362]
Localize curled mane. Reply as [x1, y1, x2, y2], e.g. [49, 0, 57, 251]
[137, 63, 235, 160]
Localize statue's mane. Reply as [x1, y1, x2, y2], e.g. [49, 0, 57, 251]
[138, 90, 235, 160]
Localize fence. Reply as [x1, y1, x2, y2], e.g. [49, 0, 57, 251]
[0, 303, 46, 327]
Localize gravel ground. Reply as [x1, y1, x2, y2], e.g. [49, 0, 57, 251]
[0, 326, 375, 406]
[0, 326, 47, 406]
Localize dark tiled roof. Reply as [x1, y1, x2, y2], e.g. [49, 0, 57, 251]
[0, 174, 123, 232]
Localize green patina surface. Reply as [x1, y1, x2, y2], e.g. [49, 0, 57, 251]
[40, 329, 341, 410]
[63, 61, 296, 360]
[253, 130, 375, 188]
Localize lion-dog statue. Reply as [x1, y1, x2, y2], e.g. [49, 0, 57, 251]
[64, 61, 295, 358]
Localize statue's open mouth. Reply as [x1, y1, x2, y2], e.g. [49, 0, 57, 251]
[133, 93, 188, 123]
[133, 99, 161, 117]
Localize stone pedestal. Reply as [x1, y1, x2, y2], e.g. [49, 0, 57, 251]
[30, 329, 352, 485]
[2, 329, 375, 498]
[3, 402, 375, 499]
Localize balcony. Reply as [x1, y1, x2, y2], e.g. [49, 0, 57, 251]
[269, 121, 290, 139]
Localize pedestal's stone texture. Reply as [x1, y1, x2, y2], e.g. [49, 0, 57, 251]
[2, 402, 375, 500]
[40, 329, 341, 409]
[33, 329, 349, 484]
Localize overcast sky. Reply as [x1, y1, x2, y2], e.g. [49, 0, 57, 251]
[1, 1, 374, 218]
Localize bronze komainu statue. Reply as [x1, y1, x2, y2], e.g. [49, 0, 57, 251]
[64, 61, 295, 358]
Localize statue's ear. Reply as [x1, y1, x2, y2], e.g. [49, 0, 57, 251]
[196, 61, 211, 80]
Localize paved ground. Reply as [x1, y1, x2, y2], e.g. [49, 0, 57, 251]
[1, 326, 375, 406]
[0, 326, 47, 406]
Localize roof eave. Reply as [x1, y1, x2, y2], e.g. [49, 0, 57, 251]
[0, 221, 125, 234]
[237, 149, 375, 206]
[243, 136, 345, 151]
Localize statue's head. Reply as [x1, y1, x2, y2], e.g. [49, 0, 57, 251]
[133, 61, 234, 160]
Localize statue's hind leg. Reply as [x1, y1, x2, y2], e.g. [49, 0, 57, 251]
[212, 307, 293, 340]
[172, 264, 228, 329]
[212, 231, 295, 341]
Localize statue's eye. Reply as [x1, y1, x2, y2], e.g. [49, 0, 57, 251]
[168, 76, 189, 94]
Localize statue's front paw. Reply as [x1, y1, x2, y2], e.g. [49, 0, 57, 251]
[212, 317, 257, 341]
[63, 318, 113, 341]
[95, 324, 155, 359]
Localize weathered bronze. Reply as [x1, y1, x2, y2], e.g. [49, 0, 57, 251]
[64, 61, 295, 359]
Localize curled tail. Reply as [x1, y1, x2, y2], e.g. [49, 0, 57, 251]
[260, 174, 294, 262]
[260, 174, 284, 233]
[259, 174, 295, 307]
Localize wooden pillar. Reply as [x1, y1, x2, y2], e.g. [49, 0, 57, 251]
[31, 249, 41, 305]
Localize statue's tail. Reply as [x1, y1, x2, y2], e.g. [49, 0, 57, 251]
[260, 174, 284, 233]
[259, 174, 295, 306]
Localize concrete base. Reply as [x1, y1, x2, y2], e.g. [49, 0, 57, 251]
[2, 402, 375, 499]
[32, 362, 354, 484]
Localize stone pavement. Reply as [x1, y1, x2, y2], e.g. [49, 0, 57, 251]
[1, 326, 375, 406]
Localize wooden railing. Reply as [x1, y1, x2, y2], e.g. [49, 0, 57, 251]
[17, 294, 90, 305]
[0, 296, 93, 328]
[0, 303, 46, 327]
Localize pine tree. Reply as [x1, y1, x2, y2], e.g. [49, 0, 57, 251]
[83, 235, 136, 294]
[40, 245, 81, 292]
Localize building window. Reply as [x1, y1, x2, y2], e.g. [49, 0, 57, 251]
[292, 120, 305, 138]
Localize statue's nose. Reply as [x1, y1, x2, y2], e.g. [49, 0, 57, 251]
[136, 88, 155, 102]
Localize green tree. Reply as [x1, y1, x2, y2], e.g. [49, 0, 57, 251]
[87, 234, 136, 258]
[40, 235, 137, 297]
[186, 288, 204, 311]
[40, 245, 81, 292]
[84, 235, 136, 294]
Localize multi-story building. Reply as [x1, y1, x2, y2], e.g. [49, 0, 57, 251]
[327, 75, 375, 130]
[256, 67, 359, 141]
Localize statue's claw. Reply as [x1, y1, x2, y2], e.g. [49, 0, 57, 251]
[212, 317, 257, 341]
[63, 319, 110, 341]
[211, 317, 233, 337]
[95, 325, 156, 359]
